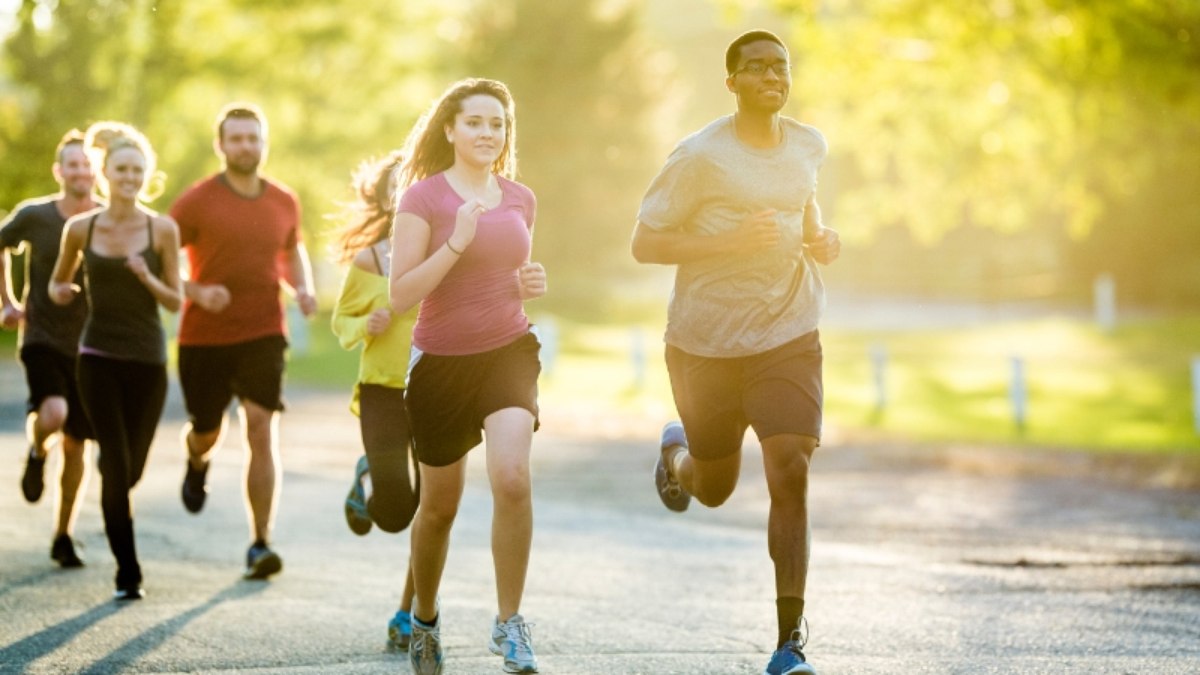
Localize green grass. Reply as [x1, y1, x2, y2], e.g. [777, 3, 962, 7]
[7, 310, 1197, 453]
[284, 311, 1200, 452]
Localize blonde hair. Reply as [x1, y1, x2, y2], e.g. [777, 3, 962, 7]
[329, 151, 404, 265]
[83, 121, 165, 202]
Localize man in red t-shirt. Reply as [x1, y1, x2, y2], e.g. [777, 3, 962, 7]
[169, 103, 317, 580]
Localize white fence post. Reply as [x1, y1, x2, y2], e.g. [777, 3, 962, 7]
[1094, 273, 1117, 332]
[1010, 355, 1027, 432]
[870, 342, 888, 412]
[630, 326, 646, 390]
[1192, 356, 1200, 436]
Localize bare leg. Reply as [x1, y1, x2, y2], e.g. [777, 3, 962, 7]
[671, 446, 741, 508]
[761, 434, 816, 602]
[240, 401, 279, 543]
[483, 408, 535, 619]
[28, 396, 68, 458]
[54, 434, 89, 537]
[410, 458, 467, 622]
[183, 417, 226, 469]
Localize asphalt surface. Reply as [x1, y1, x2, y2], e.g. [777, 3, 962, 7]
[1, 385, 1199, 674]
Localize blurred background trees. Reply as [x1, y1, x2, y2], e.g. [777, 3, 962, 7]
[1, 0, 1197, 315]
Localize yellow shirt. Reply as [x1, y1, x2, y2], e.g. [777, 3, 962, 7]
[330, 263, 418, 416]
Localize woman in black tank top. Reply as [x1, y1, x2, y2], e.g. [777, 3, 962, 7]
[48, 121, 181, 601]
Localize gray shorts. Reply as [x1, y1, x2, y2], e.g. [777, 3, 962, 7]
[665, 330, 823, 460]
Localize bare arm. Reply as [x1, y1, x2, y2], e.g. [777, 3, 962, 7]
[389, 198, 485, 315]
[0, 247, 22, 328]
[48, 219, 86, 306]
[800, 197, 840, 265]
[631, 209, 783, 265]
[283, 243, 318, 317]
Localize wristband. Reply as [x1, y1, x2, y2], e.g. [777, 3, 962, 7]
[445, 240, 464, 255]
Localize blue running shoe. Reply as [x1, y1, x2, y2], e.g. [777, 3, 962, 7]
[409, 614, 443, 675]
[489, 613, 538, 673]
[344, 455, 372, 536]
[764, 618, 815, 675]
[654, 421, 691, 512]
[387, 609, 412, 652]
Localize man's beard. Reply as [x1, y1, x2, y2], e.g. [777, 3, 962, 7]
[64, 181, 93, 200]
[227, 155, 261, 175]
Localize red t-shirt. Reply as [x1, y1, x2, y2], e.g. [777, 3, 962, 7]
[170, 174, 301, 346]
[398, 172, 536, 356]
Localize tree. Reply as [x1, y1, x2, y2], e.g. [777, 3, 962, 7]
[456, 0, 668, 314]
[749, 0, 1200, 305]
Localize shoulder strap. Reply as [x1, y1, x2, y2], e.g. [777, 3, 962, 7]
[369, 244, 383, 275]
[85, 214, 99, 248]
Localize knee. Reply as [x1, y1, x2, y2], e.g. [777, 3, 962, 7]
[37, 399, 68, 432]
[416, 494, 459, 532]
[490, 466, 532, 507]
[371, 491, 418, 534]
[694, 482, 736, 508]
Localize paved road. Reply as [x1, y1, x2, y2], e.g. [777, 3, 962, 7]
[1, 389, 1198, 674]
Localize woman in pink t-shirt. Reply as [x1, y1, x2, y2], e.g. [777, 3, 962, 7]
[388, 78, 546, 675]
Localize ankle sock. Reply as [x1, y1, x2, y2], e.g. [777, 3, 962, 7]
[776, 596, 805, 648]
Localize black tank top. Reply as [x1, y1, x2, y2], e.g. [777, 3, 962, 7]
[81, 214, 166, 364]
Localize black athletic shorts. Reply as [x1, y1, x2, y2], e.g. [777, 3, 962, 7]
[406, 331, 541, 468]
[19, 344, 94, 440]
[178, 335, 288, 433]
[665, 329, 823, 461]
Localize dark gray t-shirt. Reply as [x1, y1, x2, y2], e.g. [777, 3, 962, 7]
[0, 197, 88, 356]
[638, 115, 828, 357]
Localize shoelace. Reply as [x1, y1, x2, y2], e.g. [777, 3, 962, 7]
[789, 616, 810, 650]
[502, 620, 536, 660]
[412, 626, 441, 665]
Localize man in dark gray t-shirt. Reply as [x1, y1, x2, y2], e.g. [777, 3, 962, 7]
[0, 129, 98, 568]
[632, 30, 841, 675]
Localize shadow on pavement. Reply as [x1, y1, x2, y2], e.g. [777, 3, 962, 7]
[0, 580, 268, 673]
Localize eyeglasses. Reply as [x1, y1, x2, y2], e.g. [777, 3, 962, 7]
[732, 60, 791, 77]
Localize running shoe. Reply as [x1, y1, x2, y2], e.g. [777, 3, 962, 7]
[243, 542, 283, 580]
[344, 455, 372, 536]
[764, 618, 816, 675]
[489, 613, 538, 673]
[50, 534, 85, 568]
[21, 445, 46, 503]
[654, 421, 691, 512]
[409, 614, 444, 675]
[181, 459, 210, 514]
[387, 608, 413, 651]
[113, 585, 145, 601]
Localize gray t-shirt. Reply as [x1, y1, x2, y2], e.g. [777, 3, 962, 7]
[0, 197, 88, 356]
[638, 115, 828, 357]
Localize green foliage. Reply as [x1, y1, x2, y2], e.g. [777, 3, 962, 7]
[763, 0, 1200, 307]
[457, 0, 666, 311]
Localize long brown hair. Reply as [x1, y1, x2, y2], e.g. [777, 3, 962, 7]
[395, 78, 518, 191]
[330, 151, 404, 265]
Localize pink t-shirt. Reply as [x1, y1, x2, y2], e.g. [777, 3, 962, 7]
[398, 172, 536, 355]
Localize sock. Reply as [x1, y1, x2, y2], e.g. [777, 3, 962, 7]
[253, 538, 267, 549]
[776, 596, 805, 649]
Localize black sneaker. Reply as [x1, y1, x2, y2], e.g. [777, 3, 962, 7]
[181, 459, 210, 513]
[243, 542, 283, 580]
[50, 534, 85, 568]
[113, 585, 145, 601]
[21, 446, 46, 503]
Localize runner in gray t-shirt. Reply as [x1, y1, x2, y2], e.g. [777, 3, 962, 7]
[632, 30, 841, 675]
[0, 129, 98, 568]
